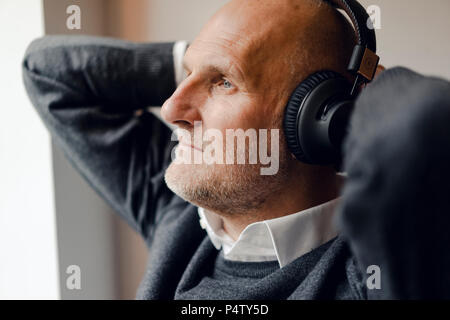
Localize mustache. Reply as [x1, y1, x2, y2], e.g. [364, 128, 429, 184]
[174, 123, 212, 152]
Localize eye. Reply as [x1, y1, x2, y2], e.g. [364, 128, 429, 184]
[211, 77, 236, 94]
[223, 79, 233, 89]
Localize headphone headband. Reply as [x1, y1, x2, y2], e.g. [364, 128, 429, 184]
[283, 0, 381, 166]
[326, 0, 380, 91]
[327, 0, 376, 51]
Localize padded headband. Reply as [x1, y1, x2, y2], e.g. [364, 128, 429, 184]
[327, 0, 376, 51]
[326, 0, 380, 87]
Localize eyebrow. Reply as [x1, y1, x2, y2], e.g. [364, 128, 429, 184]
[182, 59, 244, 84]
[183, 60, 227, 75]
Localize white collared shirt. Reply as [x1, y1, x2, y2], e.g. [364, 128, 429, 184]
[198, 199, 339, 268]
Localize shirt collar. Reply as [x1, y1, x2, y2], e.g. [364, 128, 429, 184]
[198, 199, 339, 268]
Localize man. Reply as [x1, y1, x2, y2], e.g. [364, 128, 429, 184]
[23, 0, 450, 299]
[161, 0, 353, 241]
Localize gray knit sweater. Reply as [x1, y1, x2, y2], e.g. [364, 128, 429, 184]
[22, 35, 450, 299]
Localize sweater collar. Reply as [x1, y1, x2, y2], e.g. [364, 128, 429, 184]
[198, 199, 339, 268]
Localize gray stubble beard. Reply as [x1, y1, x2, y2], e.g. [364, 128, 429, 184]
[164, 139, 291, 217]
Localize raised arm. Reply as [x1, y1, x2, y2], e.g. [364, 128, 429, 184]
[22, 35, 181, 242]
[337, 67, 450, 299]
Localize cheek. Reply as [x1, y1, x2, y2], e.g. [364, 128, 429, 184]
[202, 95, 272, 131]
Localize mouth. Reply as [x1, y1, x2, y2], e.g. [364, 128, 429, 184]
[179, 141, 203, 152]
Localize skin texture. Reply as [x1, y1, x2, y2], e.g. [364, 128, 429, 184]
[161, 0, 360, 240]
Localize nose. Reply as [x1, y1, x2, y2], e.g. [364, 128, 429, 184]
[161, 77, 203, 128]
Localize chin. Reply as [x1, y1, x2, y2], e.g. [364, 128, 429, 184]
[164, 160, 283, 215]
[164, 162, 214, 203]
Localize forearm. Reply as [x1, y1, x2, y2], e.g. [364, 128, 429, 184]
[23, 35, 176, 110]
[338, 67, 450, 299]
[22, 35, 180, 240]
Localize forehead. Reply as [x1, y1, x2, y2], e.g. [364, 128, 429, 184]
[184, 22, 256, 68]
[183, 0, 316, 91]
[184, 19, 279, 91]
[185, 32, 265, 96]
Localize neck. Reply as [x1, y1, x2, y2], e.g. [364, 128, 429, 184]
[220, 165, 343, 241]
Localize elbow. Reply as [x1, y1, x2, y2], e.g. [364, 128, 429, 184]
[22, 36, 50, 76]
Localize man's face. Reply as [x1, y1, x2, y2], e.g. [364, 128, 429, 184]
[161, 1, 301, 215]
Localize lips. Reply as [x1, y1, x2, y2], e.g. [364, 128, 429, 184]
[179, 141, 203, 152]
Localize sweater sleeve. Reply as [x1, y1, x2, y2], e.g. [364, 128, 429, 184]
[337, 67, 450, 299]
[22, 35, 180, 242]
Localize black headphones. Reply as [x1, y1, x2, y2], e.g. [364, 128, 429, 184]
[283, 0, 379, 166]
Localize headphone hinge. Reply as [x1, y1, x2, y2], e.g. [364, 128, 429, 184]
[347, 45, 380, 81]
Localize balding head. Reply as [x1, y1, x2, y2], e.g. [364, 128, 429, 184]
[162, 0, 351, 220]
[193, 0, 356, 106]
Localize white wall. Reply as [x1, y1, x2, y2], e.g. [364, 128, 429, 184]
[43, 0, 120, 300]
[0, 1, 59, 299]
[146, 0, 226, 42]
[359, 0, 450, 80]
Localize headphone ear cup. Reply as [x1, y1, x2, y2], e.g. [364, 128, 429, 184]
[283, 71, 352, 165]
